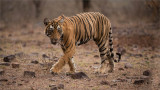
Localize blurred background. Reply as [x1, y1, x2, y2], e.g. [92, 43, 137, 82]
[0, 0, 159, 28]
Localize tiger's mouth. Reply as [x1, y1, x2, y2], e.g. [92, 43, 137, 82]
[50, 39, 58, 45]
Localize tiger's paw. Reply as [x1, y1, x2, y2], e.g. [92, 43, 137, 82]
[50, 66, 59, 75]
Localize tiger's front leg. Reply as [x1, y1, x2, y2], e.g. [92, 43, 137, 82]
[50, 56, 66, 74]
[50, 45, 76, 74]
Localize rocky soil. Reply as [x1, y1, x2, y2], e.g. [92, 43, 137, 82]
[0, 22, 160, 90]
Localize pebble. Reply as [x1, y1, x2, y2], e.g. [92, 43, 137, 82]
[31, 60, 39, 64]
[0, 62, 10, 66]
[3, 55, 16, 62]
[0, 69, 5, 75]
[143, 70, 151, 76]
[57, 84, 64, 89]
[24, 71, 36, 77]
[12, 63, 20, 68]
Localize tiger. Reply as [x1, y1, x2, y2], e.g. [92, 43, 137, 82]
[43, 12, 121, 74]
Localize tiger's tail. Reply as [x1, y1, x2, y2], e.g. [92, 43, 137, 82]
[109, 27, 121, 62]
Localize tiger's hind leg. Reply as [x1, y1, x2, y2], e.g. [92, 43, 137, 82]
[95, 40, 114, 74]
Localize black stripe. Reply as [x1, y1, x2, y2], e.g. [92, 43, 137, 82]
[99, 43, 105, 52]
[109, 42, 113, 46]
[100, 52, 107, 57]
[86, 18, 92, 39]
[109, 39, 112, 42]
[101, 60, 105, 64]
[66, 41, 72, 49]
[98, 39, 103, 47]
[64, 36, 69, 46]
[101, 16, 104, 37]
[100, 47, 106, 52]
[111, 53, 114, 57]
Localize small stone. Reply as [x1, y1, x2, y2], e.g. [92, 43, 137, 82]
[18, 83, 23, 86]
[0, 79, 8, 82]
[143, 70, 150, 76]
[94, 55, 99, 58]
[12, 63, 20, 68]
[133, 79, 145, 85]
[3, 55, 16, 62]
[49, 84, 56, 87]
[50, 87, 58, 90]
[57, 84, 64, 89]
[0, 62, 10, 66]
[0, 69, 5, 75]
[68, 72, 89, 79]
[110, 83, 117, 87]
[49, 84, 58, 90]
[42, 54, 49, 58]
[24, 71, 36, 77]
[31, 60, 39, 64]
[124, 63, 133, 69]
[0, 47, 3, 51]
[100, 81, 109, 85]
[118, 68, 124, 70]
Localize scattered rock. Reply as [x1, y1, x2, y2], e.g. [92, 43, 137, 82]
[42, 54, 49, 58]
[0, 62, 10, 66]
[18, 83, 23, 86]
[94, 55, 99, 58]
[50, 87, 58, 90]
[49, 84, 57, 90]
[68, 72, 89, 79]
[0, 47, 3, 51]
[57, 84, 64, 89]
[124, 63, 133, 69]
[12, 81, 16, 84]
[0, 69, 5, 75]
[113, 78, 127, 82]
[100, 81, 109, 85]
[49, 84, 56, 87]
[135, 54, 143, 58]
[133, 79, 145, 85]
[143, 70, 151, 76]
[24, 71, 36, 77]
[0, 78, 8, 82]
[31, 60, 39, 64]
[12, 63, 20, 68]
[110, 83, 117, 87]
[118, 68, 124, 71]
[3, 55, 16, 62]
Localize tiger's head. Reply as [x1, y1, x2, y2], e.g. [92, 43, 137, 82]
[44, 15, 64, 45]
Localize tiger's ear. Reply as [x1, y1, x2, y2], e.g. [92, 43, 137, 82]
[59, 15, 65, 23]
[44, 18, 50, 26]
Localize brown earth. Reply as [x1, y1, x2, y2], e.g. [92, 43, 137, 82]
[0, 22, 160, 90]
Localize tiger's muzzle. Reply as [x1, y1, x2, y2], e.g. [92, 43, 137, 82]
[50, 39, 58, 45]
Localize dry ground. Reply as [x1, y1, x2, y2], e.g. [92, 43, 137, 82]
[0, 22, 160, 90]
